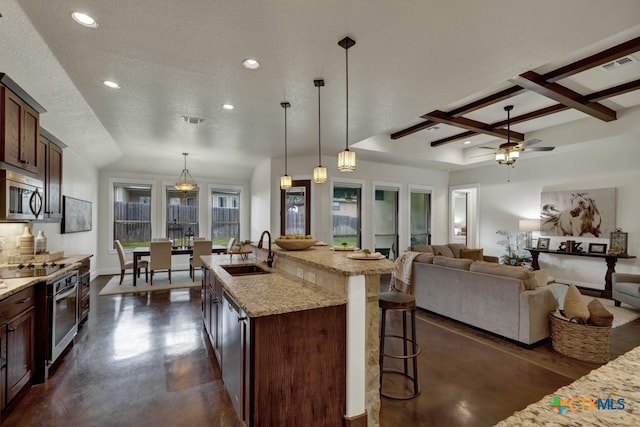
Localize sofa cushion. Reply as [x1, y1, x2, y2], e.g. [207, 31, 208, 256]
[469, 262, 537, 290]
[587, 298, 614, 326]
[431, 245, 454, 258]
[432, 256, 473, 270]
[414, 253, 434, 263]
[563, 284, 590, 322]
[533, 269, 550, 288]
[447, 243, 467, 258]
[412, 244, 433, 254]
[460, 248, 483, 261]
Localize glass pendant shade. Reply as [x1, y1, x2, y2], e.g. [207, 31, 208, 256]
[280, 174, 292, 189]
[175, 153, 197, 193]
[338, 149, 356, 171]
[495, 152, 506, 164]
[508, 150, 519, 162]
[313, 166, 327, 183]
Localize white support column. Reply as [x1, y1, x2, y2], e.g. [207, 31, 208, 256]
[345, 274, 366, 417]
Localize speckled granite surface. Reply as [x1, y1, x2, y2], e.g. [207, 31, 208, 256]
[201, 255, 347, 317]
[0, 255, 92, 300]
[269, 245, 397, 276]
[496, 345, 640, 426]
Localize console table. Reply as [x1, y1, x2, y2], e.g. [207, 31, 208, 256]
[527, 248, 636, 299]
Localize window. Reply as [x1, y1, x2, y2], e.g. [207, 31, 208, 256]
[166, 188, 199, 246]
[212, 189, 240, 245]
[113, 183, 152, 248]
[410, 190, 431, 247]
[332, 184, 361, 248]
[374, 186, 399, 259]
[280, 180, 311, 236]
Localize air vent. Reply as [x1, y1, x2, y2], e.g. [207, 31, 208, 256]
[601, 55, 637, 71]
[182, 116, 205, 125]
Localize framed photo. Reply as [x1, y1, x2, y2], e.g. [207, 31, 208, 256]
[62, 196, 92, 233]
[537, 238, 550, 250]
[588, 243, 607, 254]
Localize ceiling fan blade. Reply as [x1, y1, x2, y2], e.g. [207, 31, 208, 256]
[522, 138, 542, 147]
[477, 146, 497, 150]
[469, 152, 495, 158]
[525, 146, 555, 152]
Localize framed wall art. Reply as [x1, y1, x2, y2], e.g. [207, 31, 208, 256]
[537, 238, 550, 250]
[62, 196, 92, 233]
[588, 243, 607, 254]
[539, 188, 615, 238]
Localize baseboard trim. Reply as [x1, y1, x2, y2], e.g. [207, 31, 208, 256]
[344, 411, 367, 427]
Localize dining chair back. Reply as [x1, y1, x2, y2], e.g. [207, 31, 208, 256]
[149, 241, 172, 285]
[190, 240, 212, 281]
[115, 239, 148, 285]
[226, 237, 236, 254]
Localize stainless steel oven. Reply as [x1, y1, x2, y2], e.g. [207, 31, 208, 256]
[0, 168, 44, 220]
[47, 271, 79, 365]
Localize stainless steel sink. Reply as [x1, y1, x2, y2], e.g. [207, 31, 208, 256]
[221, 264, 271, 276]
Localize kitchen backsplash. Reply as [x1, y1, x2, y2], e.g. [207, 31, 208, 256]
[0, 223, 38, 264]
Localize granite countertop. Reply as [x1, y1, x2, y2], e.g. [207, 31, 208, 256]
[201, 255, 347, 318]
[496, 345, 640, 426]
[268, 245, 397, 276]
[0, 255, 92, 300]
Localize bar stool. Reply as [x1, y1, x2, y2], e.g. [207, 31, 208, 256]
[379, 291, 421, 399]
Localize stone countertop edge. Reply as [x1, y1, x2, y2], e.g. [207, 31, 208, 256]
[0, 255, 93, 300]
[263, 245, 398, 276]
[201, 255, 348, 318]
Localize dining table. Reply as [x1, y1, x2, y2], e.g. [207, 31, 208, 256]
[132, 244, 226, 286]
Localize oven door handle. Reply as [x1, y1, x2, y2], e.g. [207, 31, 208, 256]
[54, 283, 78, 301]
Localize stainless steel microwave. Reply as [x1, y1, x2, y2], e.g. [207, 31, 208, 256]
[0, 168, 44, 220]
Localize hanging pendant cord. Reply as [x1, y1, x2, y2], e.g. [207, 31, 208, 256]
[318, 84, 322, 164]
[284, 106, 288, 175]
[345, 46, 349, 151]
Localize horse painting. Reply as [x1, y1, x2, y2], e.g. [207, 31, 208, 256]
[541, 192, 603, 237]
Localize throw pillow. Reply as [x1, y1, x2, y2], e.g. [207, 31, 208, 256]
[412, 244, 433, 254]
[431, 245, 454, 258]
[432, 256, 473, 270]
[469, 262, 537, 290]
[460, 248, 484, 261]
[448, 243, 467, 258]
[414, 253, 434, 263]
[587, 298, 614, 326]
[563, 284, 590, 322]
[533, 269, 550, 288]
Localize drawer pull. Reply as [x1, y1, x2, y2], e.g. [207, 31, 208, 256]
[7, 327, 16, 333]
[18, 297, 31, 304]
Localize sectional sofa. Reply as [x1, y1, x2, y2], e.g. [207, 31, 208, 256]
[410, 244, 562, 346]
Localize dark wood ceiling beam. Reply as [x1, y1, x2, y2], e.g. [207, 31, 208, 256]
[390, 120, 436, 140]
[430, 104, 568, 147]
[423, 110, 524, 141]
[543, 36, 640, 82]
[514, 71, 617, 121]
[431, 86, 526, 118]
[585, 79, 640, 102]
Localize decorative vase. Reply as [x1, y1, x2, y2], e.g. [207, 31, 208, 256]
[19, 226, 35, 256]
[35, 230, 47, 254]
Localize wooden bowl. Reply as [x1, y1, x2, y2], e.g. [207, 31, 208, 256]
[274, 238, 317, 251]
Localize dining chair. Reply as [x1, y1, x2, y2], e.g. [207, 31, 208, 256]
[149, 241, 172, 285]
[115, 240, 148, 285]
[190, 239, 212, 281]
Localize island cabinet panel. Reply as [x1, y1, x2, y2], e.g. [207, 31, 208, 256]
[250, 304, 347, 426]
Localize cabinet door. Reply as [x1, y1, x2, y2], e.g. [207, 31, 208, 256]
[46, 143, 63, 218]
[21, 104, 39, 173]
[2, 88, 23, 167]
[6, 306, 34, 404]
[0, 323, 6, 410]
[36, 134, 48, 182]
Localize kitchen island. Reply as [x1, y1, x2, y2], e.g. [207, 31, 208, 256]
[202, 245, 396, 426]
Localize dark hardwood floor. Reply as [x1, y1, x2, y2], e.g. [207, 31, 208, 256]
[3, 275, 640, 426]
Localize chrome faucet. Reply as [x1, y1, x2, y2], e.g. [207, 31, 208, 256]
[258, 230, 274, 268]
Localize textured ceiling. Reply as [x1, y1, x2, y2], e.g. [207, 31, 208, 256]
[1, 0, 640, 180]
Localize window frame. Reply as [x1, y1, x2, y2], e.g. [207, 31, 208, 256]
[109, 177, 156, 252]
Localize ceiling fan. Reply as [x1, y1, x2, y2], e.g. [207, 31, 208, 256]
[473, 105, 555, 165]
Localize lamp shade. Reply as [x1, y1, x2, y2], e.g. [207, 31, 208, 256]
[313, 166, 327, 183]
[280, 174, 292, 190]
[519, 219, 540, 232]
[338, 149, 356, 171]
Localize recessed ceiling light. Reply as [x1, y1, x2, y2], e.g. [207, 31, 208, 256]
[103, 80, 120, 89]
[71, 12, 98, 28]
[464, 140, 471, 145]
[242, 58, 260, 69]
[222, 104, 234, 110]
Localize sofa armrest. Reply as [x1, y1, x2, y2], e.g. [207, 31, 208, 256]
[613, 273, 640, 285]
[518, 285, 560, 344]
[482, 255, 499, 263]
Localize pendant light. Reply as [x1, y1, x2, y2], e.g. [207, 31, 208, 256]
[280, 101, 292, 190]
[175, 153, 197, 193]
[313, 79, 327, 183]
[337, 36, 356, 172]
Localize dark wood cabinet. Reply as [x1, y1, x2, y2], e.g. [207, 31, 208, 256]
[0, 286, 35, 411]
[77, 258, 91, 324]
[1, 80, 44, 175]
[38, 130, 63, 220]
[202, 268, 222, 363]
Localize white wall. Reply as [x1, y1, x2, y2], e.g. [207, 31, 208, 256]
[269, 154, 449, 252]
[450, 136, 640, 288]
[250, 160, 272, 242]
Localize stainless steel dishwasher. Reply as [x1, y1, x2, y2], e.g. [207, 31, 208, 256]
[222, 290, 247, 422]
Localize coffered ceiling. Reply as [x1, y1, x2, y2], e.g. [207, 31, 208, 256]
[1, 0, 640, 180]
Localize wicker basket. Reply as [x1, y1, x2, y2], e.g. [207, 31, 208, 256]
[549, 310, 611, 364]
